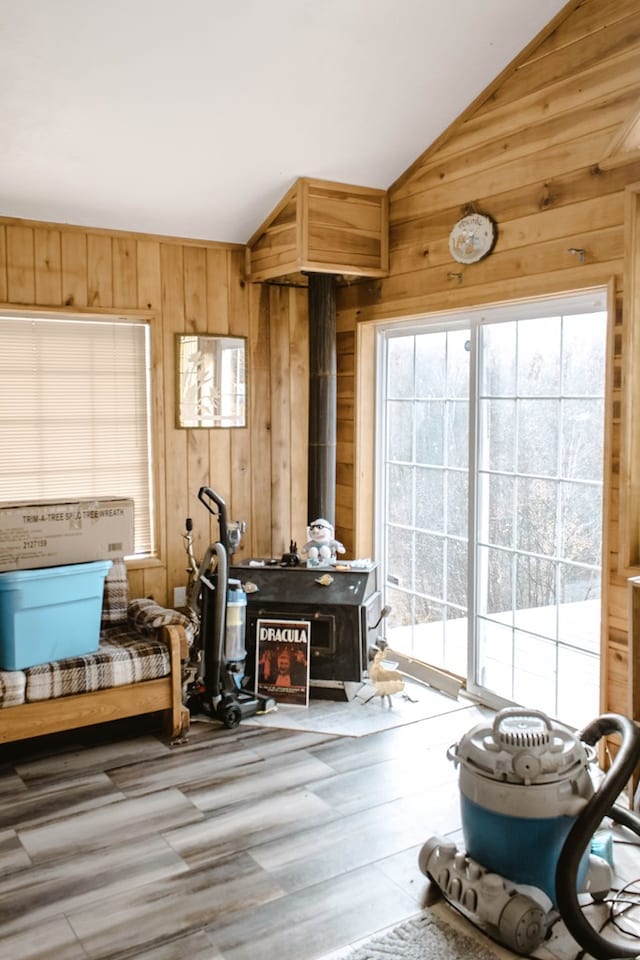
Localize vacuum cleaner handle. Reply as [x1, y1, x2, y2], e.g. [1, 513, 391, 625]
[555, 713, 640, 960]
[198, 486, 228, 547]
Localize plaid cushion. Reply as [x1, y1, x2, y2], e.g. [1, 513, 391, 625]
[22, 626, 171, 702]
[128, 598, 196, 646]
[100, 558, 129, 628]
[0, 668, 27, 708]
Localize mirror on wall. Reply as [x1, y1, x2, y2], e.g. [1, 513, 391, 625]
[176, 333, 246, 428]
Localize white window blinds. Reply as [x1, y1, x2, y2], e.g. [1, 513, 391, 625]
[0, 314, 154, 556]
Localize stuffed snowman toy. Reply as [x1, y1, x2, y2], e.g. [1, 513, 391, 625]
[303, 519, 345, 566]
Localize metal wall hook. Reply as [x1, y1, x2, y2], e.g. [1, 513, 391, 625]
[568, 247, 586, 264]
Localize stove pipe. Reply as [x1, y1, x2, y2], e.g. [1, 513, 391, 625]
[307, 273, 337, 525]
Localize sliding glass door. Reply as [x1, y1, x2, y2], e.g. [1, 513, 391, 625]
[377, 291, 607, 727]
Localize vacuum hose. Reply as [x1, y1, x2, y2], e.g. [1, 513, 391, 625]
[555, 713, 640, 959]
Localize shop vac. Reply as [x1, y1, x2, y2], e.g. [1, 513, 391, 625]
[419, 707, 640, 957]
[182, 485, 276, 729]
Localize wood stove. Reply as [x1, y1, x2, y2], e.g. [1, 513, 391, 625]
[237, 561, 380, 698]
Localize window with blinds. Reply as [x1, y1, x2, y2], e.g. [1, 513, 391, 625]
[0, 313, 154, 556]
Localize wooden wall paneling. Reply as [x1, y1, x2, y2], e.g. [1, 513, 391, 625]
[335, 328, 355, 552]
[227, 250, 252, 565]
[533, 0, 639, 61]
[183, 244, 216, 565]
[206, 248, 230, 334]
[288, 286, 309, 549]
[600, 278, 618, 714]
[61, 231, 88, 307]
[204, 248, 232, 549]
[389, 164, 640, 278]
[397, 56, 640, 200]
[34, 228, 62, 306]
[136, 239, 162, 311]
[248, 283, 273, 557]
[352, 319, 376, 560]
[246, 184, 299, 282]
[135, 238, 166, 601]
[620, 183, 640, 571]
[392, 159, 640, 256]
[375, 231, 623, 321]
[160, 243, 187, 596]
[391, 191, 624, 278]
[473, 0, 640, 117]
[0, 226, 7, 302]
[269, 286, 293, 557]
[6, 225, 35, 304]
[87, 234, 113, 307]
[112, 236, 137, 308]
[391, 126, 621, 227]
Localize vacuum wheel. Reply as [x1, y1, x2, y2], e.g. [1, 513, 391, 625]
[216, 697, 242, 730]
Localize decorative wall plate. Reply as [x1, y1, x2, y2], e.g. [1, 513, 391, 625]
[449, 213, 496, 264]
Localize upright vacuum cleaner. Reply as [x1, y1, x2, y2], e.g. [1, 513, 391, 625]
[183, 486, 276, 729]
[419, 707, 640, 957]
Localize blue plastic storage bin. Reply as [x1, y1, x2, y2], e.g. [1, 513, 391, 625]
[0, 560, 112, 669]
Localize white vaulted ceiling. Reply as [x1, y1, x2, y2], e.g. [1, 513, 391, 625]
[0, 0, 569, 244]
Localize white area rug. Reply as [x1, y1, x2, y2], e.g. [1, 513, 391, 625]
[241, 678, 469, 737]
[321, 912, 502, 960]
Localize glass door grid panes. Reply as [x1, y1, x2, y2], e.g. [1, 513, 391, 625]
[378, 292, 607, 727]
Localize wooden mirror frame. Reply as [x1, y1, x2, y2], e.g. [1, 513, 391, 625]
[175, 333, 247, 429]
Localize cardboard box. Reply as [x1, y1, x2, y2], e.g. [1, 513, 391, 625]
[0, 560, 112, 669]
[0, 497, 134, 572]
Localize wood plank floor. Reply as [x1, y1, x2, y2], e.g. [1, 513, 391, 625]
[0, 692, 637, 960]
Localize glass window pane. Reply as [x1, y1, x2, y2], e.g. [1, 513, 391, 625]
[387, 464, 413, 525]
[517, 399, 559, 477]
[416, 331, 446, 398]
[515, 554, 556, 624]
[446, 469, 468, 538]
[447, 328, 470, 398]
[416, 400, 444, 465]
[516, 477, 557, 556]
[387, 526, 414, 592]
[387, 400, 413, 462]
[562, 313, 606, 396]
[517, 316, 561, 395]
[447, 538, 468, 607]
[443, 606, 468, 676]
[478, 473, 515, 548]
[557, 646, 599, 729]
[413, 598, 446, 665]
[558, 564, 600, 652]
[513, 631, 557, 715]
[480, 398, 516, 472]
[561, 398, 604, 481]
[387, 336, 414, 398]
[560, 481, 602, 565]
[477, 544, 513, 619]
[476, 618, 513, 697]
[415, 531, 443, 597]
[415, 466, 444, 532]
[448, 399, 469, 468]
[480, 321, 516, 395]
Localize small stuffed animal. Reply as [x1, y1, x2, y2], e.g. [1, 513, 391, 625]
[303, 518, 345, 566]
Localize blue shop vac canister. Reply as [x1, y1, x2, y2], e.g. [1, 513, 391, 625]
[449, 707, 595, 905]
